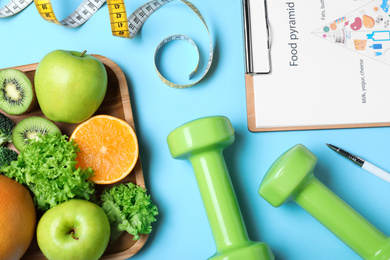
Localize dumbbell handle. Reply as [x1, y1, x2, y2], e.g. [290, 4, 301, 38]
[296, 177, 390, 259]
[190, 149, 250, 252]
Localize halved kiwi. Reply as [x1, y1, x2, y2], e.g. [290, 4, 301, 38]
[12, 117, 61, 152]
[0, 69, 35, 115]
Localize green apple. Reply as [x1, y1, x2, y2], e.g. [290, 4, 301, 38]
[34, 50, 107, 123]
[37, 199, 111, 260]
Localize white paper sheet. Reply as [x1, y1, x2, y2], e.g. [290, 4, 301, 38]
[250, 0, 390, 130]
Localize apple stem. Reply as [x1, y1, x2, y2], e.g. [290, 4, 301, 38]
[80, 50, 87, 58]
[69, 229, 79, 240]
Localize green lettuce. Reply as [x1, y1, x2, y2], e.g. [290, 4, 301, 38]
[1, 132, 95, 211]
[101, 182, 158, 241]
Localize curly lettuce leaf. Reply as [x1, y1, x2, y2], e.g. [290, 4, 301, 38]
[101, 182, 158, 241]
[1, 132, 95, 211]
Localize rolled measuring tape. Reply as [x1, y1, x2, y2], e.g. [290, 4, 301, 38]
[0, 0, 213, 89]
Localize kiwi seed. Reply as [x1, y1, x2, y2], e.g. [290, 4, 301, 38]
[0, 69, 35, 115]
[12, 117, 61, 152]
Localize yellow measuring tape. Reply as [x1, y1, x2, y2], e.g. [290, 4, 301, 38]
[0, 0, 213, 89]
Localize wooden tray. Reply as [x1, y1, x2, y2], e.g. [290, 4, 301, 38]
[1, 55, 148, 259]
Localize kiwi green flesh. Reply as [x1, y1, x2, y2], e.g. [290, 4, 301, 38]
[12, 117, 61, 152]
[0, 69, 33, 115]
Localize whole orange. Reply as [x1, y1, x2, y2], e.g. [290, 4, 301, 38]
[0, 175, 36, 260]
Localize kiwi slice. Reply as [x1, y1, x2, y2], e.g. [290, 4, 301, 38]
[0, 69, 35, 115]
[12, 117, 61, 152]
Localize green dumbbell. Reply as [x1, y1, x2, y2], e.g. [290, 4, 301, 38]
[259, 144, 390, 260]
[167, 116, 274, 260]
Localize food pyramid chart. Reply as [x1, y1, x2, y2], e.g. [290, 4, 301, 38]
[313, 0, 390, 66]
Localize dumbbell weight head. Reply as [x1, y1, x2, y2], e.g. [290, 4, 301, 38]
[209, 241, 274, 260]
[167, 116, 235, 159]
[259, 144, 317, 207]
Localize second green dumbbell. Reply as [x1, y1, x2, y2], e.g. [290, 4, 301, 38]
[259, 144, 390, 260]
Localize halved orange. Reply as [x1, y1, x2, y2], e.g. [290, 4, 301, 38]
[70, 115, 139, 184]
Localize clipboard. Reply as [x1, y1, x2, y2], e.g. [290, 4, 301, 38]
[243, 0, 390, 132]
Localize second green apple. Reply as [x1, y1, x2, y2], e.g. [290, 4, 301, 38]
[34, 50, 107, 124]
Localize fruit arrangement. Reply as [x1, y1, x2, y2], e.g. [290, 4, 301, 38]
[0, 50, 158, 260]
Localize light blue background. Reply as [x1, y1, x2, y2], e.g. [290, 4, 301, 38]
[1, 1, 390, 260]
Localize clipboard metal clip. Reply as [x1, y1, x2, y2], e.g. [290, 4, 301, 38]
[243, 0, 271, 75]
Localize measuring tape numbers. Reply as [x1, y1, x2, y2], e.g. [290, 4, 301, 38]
[107, 0, 129, 38]
[0, 0, 214, 88]
[0, 0, 33, 18]
[34, 0, 105, 27]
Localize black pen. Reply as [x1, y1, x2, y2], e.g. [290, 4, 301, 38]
[326, 144, 390, 184]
